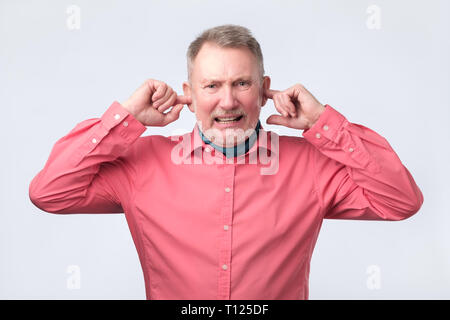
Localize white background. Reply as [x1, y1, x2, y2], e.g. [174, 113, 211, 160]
[1, 0, 448, 299]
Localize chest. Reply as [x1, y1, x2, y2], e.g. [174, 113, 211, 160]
[132, 160, 321, 249]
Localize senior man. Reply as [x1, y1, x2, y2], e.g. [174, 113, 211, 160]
[29, 24, 423, 300]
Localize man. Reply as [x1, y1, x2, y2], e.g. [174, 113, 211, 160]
[29, 24, 423, 300]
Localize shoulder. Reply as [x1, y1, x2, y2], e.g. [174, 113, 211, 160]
[268, 130, 311, 151]
[257, 129, 313, 163]
[132, 133, 179, 151]
[124, 132, 192, 163]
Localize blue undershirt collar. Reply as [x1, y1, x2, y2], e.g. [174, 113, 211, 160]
[198, 120, 261, 158]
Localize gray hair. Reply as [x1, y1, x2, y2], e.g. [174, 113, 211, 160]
[186, 24, 265, 83]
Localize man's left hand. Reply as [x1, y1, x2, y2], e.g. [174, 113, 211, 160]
[264, 84, 325, 130]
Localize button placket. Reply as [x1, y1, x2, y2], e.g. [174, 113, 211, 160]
[218, 164, 235, 300]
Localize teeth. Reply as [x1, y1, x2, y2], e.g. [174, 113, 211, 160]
[216, 116, 241, 122]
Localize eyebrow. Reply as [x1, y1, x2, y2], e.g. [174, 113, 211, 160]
[200, 76, 253, 84]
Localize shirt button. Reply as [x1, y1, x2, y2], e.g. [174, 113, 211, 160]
[114, 114, 120, 120]
[92, 138, 97, 144]
[348, 147, 354, 152]
[315, 133, 321, 139]
[205, 147, 211, 153]
[222, 264, 228, 270]
[224, 187, 231, 193]
[123, 121, 128, 127]
[323, 125, 329, 131]
[223, 225, 229, 231]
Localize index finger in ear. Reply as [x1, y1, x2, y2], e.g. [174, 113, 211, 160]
[176, 95, 192, 105]
[264, 88, 279, 99]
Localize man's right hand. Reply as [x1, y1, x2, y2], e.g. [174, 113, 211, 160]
[121, 79, 191, 127]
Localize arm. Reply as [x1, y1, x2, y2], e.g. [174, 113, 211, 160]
[29, 79, 190, 214]
[29, 101, 146, 214]
[303, 105, 424, 220]
[264, 83, 423, 221]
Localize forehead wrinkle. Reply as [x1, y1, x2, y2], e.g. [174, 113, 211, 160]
[198, 59, 250, 82]
[200, 75, 253, 84]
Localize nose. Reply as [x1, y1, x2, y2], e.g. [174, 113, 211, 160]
[217, 85, 239, 110]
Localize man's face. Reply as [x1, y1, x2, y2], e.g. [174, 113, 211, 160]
[183, 42, 270, 147]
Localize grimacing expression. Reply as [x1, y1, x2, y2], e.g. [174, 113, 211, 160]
[183, 42, 270, 147]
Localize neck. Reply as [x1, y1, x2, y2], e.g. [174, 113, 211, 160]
[199, 121, 261, 158]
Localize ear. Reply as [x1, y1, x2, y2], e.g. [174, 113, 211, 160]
[260, 76, 271, 107]
[182, 81, 195, 113]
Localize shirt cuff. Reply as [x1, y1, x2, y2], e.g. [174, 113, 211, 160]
[302, 104, 346, 148]
[100, 101, 147, 144]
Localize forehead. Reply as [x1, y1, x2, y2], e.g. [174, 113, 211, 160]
[192, 43, 259, 82]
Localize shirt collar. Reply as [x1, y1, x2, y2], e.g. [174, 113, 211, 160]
[181, 120, 276, 161]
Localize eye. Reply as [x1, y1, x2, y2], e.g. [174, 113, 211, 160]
[236, 81, 250, 87]
[206, 84, 216, 89]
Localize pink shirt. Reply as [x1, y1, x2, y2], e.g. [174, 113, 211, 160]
[29, 101, 423, 300]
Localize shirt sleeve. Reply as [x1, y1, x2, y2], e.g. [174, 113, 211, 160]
[303, 105, 424, 221]
[29, 101, 147, 214]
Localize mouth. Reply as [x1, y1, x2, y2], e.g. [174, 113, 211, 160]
[214, 115, 244, 124]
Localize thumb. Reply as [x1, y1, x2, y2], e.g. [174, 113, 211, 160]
[163, 104, 184, 125]
[266, 114, 290, 127]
